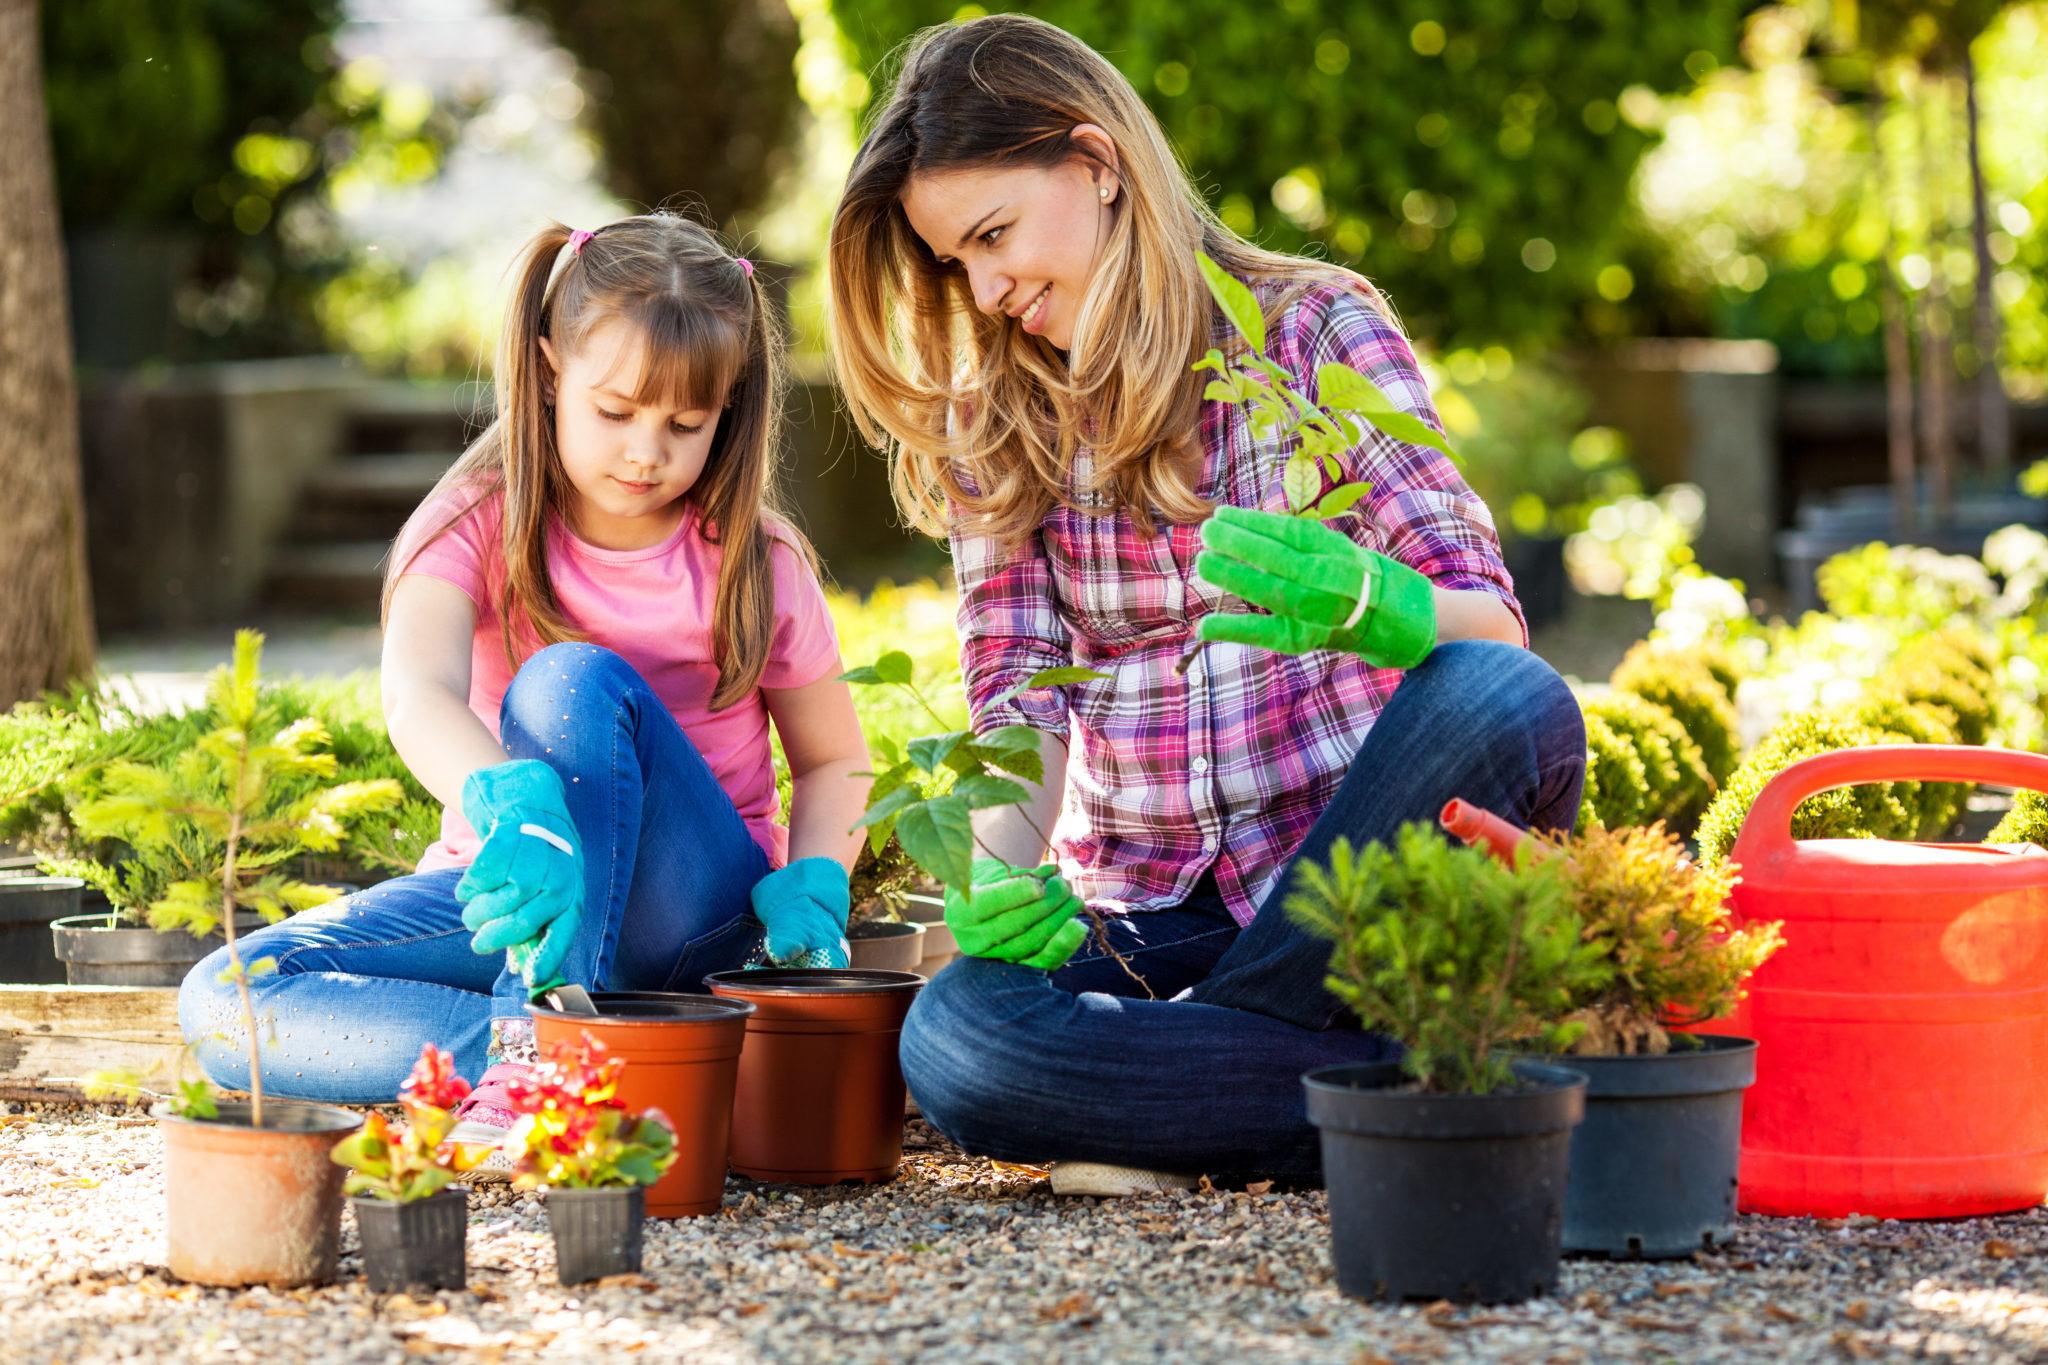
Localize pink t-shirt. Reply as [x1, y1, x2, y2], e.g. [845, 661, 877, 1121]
[396, 489, 842, 872]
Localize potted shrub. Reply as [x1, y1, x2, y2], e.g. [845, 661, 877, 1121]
[331, 1044, 480, 1292]
[503, 1034, 679, 1284]
[0, 669, 424, 985]
[1287, 824, 1606, 1304]
[528, 991, 754, 1218]
[1528, 822, 1785, 1258]
[78, 632, 369, 1286]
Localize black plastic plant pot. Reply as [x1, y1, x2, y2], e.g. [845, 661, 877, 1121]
[1, 877, 83, 984]
[546, 1186, 644, 1285]
[352, 1186, 468, 1293]
[1303, 1060, 1587, 1305]
[52, 910, 268, 986]
[1549, 1034, 1758, 1259]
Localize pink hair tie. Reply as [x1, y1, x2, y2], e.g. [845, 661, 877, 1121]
[737, 256, 754, 279]
[568, 229, 595, 255]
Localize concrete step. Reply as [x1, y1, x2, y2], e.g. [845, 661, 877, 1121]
[290, 452, 458, 542]
[344, 383, 485, 455]
[263, 541, 391, 613]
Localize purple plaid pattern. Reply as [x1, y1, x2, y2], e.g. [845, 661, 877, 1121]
[952, 282, 1524, 926]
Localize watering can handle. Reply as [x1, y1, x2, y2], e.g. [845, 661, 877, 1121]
[1728, 744, 2048, 869]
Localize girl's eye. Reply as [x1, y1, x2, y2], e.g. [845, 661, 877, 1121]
[598, 408, 631, 423]
[670, 421, 702, 436]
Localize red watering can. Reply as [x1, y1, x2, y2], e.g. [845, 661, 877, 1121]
[1723, 744, 2048, 1218]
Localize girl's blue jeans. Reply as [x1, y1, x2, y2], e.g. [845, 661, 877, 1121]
[178, 643, 772, 1101]
[900, 639, 1588, 1183]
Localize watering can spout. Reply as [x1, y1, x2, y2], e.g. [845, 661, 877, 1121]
[1439, 798, 1535, 865]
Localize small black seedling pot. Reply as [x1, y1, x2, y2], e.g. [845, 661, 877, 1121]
[546, 1187, 644, 1285]
[1304, 1059, 1586, 1304]
[1543, 1034, 1757, 1258]
[352, 1186, 468, 1293]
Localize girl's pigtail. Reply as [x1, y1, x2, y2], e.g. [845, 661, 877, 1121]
[494, 223, 587, 669]
[704, 255, 808, 711]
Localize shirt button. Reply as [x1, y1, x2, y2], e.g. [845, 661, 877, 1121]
[1191, 756, 1209, 774]
[1203, 835, 1219, 852]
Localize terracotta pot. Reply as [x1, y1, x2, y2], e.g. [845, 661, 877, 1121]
[898, 895, 957, 978]
[848, 919, 925, 972]
[528, 992, 754, 1218]
[159, 1101, 361, 1287]
[704, 968, 924, 1184]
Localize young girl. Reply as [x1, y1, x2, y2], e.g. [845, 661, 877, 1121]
[179, 213, 869, 1165]
[828, 16, 1586, 1194]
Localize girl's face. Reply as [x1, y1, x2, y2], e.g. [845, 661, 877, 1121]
[899, 128, 1120, 351]
[541, 318, 720, 550]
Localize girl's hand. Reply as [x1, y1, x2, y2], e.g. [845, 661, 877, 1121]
[945, 857, 1087, 970]
[749, 857, 852, 968]
[1193, 505, 1437, 669]
[456, 759, 585, 986]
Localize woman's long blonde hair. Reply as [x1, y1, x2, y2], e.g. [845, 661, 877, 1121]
[384, 212, 811, 710]
[829, 13, 1390, 544]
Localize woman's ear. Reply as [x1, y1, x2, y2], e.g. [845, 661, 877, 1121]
[1070, 123, 1121, 205]
[537, 336, 560, 405]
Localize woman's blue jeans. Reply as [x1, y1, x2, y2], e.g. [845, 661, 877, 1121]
[899, 640, 1588, 1183]
[178, 643, 772, 1101]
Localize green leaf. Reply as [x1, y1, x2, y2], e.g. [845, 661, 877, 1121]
[874, 651, 914, 685]
[1316, 362, 1459, 461]
[1203, 379, 1243, 404]
[1196, 251, 1265, 355]
[951, 774, 1030, 810]
[1312, 482, 1373, 521]
[892, 795, 974, 891]
[851, 782, 923, 832]
[907, 731, 971, 774]
[1022, 666, 1109, 690]
[1282, 452, 1323, 515]
[838, 665, 883, 686]
[973, 725, 1044, 755]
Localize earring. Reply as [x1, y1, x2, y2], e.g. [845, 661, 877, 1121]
[1099, 185, 1111, 201]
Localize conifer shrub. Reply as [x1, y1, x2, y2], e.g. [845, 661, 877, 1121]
[1988, 788, 2048, 848]
[1695, 710, 1920, 865]
[1610, 641, 1740, 786]
[1582, 693, 1713, 834]
[1580, 710, 1649, 832]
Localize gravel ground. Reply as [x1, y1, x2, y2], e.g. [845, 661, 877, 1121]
[3, 1103, 2044, 1364]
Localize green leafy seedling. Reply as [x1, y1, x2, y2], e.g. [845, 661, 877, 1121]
[840, 655, 1154, 992]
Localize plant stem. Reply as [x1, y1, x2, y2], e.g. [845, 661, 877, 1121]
[222, 758, 262, 1128]
[967, 818, 1153, 1000]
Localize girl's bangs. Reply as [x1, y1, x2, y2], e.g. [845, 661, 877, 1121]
[601, 297, 747, 412]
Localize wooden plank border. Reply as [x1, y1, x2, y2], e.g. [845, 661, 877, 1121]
[0, 985, 188, 1103]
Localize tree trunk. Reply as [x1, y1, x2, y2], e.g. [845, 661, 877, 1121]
[1871, 92, 1917, 539]
[0, 0, 95, 706]
[1914, 74, 1956, 529]
[1963, 51, 2010, 475]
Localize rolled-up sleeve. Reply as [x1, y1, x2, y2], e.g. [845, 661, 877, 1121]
[950, 514, 1075, 739]
[1293, 286, 1527, 646]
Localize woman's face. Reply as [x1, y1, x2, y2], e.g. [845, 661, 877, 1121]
[899, 132, 1119, 351]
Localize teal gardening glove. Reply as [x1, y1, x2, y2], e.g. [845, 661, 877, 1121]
[457, 759, 585, 992]
[945, 857, 1088, 970]
[749, 857, 852, 968]
[1194, 504, 1438, 668]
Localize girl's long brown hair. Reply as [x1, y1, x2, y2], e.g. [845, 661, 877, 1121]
[828, 13, 1393, 545]
[384, 212, 811, 710]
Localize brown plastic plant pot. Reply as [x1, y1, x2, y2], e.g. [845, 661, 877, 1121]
[528, 992, 755, 1218]
[159, 1101, 362, 1288]
[703, 968, 925, 1185]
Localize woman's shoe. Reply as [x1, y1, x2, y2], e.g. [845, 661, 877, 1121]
[1046, 1160, 1200, 1196]
[440, 1061, 531, 1182]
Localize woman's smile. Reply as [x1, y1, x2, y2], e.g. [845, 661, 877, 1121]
[1017, 284, 1053, 333]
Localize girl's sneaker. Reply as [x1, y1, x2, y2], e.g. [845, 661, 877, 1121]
[441, 1062, 530, 1182]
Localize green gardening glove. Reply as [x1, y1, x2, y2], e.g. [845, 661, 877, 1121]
[945, 857, 1088, 970]
[1194, 504, 1438, 669]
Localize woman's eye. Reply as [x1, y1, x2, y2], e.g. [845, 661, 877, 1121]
[980, 225, 1006, 248]
[597, 408, 631, 423]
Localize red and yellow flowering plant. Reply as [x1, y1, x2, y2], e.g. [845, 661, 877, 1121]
[331, 1043, 482, 1201]
[504, 1034, 678, 1190]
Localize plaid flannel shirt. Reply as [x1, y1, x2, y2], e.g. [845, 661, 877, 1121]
[952, 281, 1524, 926]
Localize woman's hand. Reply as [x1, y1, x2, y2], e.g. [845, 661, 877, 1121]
[456, 759, 585, 986]
[945, 857, 1088, 970]
[1194, 505, 1437, 669]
